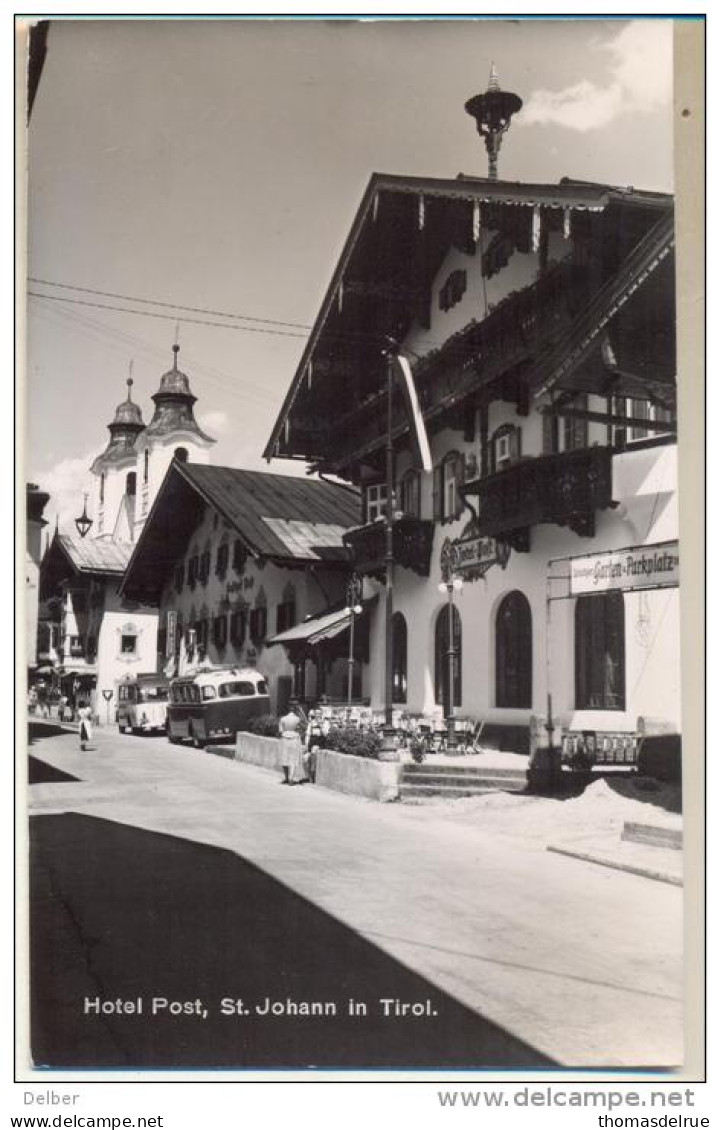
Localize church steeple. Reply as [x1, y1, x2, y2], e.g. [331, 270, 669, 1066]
[91, 377, 146, 472]
[144, 345, 214, 442]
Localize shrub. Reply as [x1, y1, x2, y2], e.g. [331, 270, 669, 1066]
[246, 713, 280, 737]
[325, 725, 382, 760]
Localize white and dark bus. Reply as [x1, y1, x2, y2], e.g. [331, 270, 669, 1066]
[167, 666, 270, 747]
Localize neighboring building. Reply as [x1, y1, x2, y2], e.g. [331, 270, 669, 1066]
[264, 92, 679, 756]
[25, 483, 50, 668]
[39, 347, 216, 718]
[120, 460, 363, 715]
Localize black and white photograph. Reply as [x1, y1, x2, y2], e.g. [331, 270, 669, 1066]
[19, 14, 704, 1078]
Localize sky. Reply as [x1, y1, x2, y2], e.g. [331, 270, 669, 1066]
[23, 16, 675, 529]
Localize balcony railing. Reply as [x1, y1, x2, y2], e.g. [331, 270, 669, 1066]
[463, 446, 614, 540]
[343, 516, 435, 578]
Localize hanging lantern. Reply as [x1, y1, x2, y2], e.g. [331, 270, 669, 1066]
[74, 493, 93, 539]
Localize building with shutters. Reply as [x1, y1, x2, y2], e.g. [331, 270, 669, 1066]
[264, 75, 680, 760]
[120, 460, 363, 715]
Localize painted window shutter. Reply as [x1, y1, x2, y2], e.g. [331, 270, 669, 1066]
[433, 465, 442, 521]
[510, 427, 522, 462]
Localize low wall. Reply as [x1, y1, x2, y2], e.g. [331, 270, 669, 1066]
[234, 732, 402, 802]
[235, 731, 285, 772]
[315, 748, 401, 803]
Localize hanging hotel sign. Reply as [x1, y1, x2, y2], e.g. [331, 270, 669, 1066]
[442, 519, 511, 582]
[569, 540, 680, 596]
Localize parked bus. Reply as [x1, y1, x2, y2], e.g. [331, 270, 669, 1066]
[167, 667, 269, 748]
[117, 673, 170, 735]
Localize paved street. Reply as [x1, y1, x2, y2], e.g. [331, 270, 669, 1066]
[27, 722, 683, 1071]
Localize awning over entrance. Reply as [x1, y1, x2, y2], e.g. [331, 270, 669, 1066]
[267, 599, 375, 649]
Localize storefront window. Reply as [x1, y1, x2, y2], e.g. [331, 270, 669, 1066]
[434, 605, 462, 708]
[575, 591, 625, 710]
[496, 591, 532, 708]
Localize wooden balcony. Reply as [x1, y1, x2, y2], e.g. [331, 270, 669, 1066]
[343, 516, 435, 578]
[463, 445, 614, 540]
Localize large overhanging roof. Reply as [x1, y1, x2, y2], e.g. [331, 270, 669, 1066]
[263, 171, 673, 462]
[121, 461, 360, 603]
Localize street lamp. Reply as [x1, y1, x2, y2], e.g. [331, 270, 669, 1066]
[439, 539, 463, 751]
[74, 493, 93, 539]
[344, 573, 363, 712]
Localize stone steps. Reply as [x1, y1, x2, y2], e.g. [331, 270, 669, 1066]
[621, 821, 683, 850]
[399, 762, 527, 802]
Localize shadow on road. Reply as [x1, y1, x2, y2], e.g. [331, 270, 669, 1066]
[28, 756, 80, 785]
[30, 812, 555, 1070]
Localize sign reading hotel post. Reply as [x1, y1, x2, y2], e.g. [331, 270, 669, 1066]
[569, 540, 680, 596]
[443, 522, 511, 582]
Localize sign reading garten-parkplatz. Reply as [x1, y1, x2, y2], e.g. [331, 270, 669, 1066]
[570, 540, 680, 595]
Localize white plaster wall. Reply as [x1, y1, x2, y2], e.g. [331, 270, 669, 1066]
[91, 455, 134, 542]
[157, 502, 351, 711]
[95, 585, 158, 722]
[135, 432, 212, 535]
[367, 442, 681, 734]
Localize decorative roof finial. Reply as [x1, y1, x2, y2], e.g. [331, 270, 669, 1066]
[172, 343, 180, 371]
[464, 67, 523, 181]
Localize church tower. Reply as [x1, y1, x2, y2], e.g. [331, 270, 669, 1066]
[90, 378, 145, 542]
[133, 344, 215, 535]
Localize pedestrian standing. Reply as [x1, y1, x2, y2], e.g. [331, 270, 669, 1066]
[279, 705, 303, 785]
[77, 701, 93, 751]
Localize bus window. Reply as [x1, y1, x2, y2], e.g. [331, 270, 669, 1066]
[202, 686, 216, 701]
[192, 686, 201, 703]
[219, 680, 255, 698]
[140, 686, 169, 702]
[257, 680, 268, 696]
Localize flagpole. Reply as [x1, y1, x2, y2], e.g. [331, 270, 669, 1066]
[380, 340, 398, 759]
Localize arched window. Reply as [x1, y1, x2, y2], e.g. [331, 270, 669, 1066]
[575, 592, 625, 710]
[143, 449, 150, 483]
[496, 591, 532, 708]
[392, 612, 408, 703]
[174, 446, 188, 463]
[126, 472, 136, 497]
[434, 604, 462, 709]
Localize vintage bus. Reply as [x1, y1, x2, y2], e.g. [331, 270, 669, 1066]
[166, 667, 270, 747]
[117, 673, 170, 734]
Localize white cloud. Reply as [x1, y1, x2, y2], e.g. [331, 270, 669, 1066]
[198, 409, 229, 436]
[35, 450, 96, 533]
[521, 20, 672, 133]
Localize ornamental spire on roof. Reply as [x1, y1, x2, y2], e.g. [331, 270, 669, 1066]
[91, 373, 147, 472]
[464, 65, 523, 181]
[144, 343, 214, 443]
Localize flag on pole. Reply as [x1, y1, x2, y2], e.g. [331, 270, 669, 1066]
[394, 353, 432, 473]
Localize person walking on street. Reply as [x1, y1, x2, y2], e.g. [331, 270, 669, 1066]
[279, 705, 303, 785]
[77, 701, 93, 751]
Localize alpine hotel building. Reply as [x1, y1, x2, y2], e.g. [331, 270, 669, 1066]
[263, 73, 680, 763]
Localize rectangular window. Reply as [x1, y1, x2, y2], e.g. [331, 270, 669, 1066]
[230, 610, 247, 647]
[562, 395, 589, 451]
[249, 607, 267, 643]
[399, 472, 420, 518]
[232, 539, 247, 573]
[199, 550, 211, 584]
[121, 634, 137, 655]
[215, 543, 229, 578]
[575, 592, 625, 710]
[276, 601, 297, 634]
[365, 483, 387, 523]
[187, 556, 198, 590]
[213, 615, 228, 648]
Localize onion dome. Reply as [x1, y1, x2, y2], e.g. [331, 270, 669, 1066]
[144, 345, 214, 442]
[91, 379, 146, 471]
